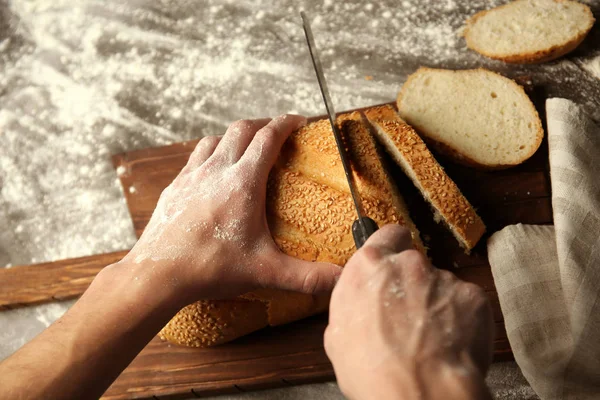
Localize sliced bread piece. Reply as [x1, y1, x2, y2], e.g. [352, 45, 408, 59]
[464, 0, 595, 64]
[364, 105, 486, 252]
[397, 67, 544, 169]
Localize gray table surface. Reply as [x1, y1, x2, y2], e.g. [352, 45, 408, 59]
[1, 0, 598, 398]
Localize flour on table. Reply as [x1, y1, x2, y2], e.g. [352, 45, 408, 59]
[582, 55, 600, 80]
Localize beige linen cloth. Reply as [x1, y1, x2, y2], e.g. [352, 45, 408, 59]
[488, 98, 600, 399]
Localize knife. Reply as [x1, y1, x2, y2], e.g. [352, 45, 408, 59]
[301, 12, 378, 249]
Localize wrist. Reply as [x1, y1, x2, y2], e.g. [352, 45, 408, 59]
[414, 355, 491, 400]
[95, 259, 188, 315]
[368, 355, 490, 400]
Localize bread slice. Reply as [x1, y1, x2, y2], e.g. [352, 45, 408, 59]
[464, 0, 594, 64]
[397, 67, 544, 169]
[364, 105, 486, 252]
[159, 114, 424, 347]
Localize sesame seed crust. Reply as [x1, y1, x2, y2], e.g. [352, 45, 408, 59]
[364, 105, 486, 252]
[158, 299, 268, 347]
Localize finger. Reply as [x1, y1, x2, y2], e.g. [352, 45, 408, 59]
[474, 305, 495, 375]
[184, 135, 222, 171]
[363, 224, 413, 256]
[239, 114, 307, 180]
[340, 225, 414, 283]
[211, 119, 271, 164]
[323, 323, 342, 361]
[261, 252, 342, 295]
[394, 249, 432, 283]
[457, 282, 494, 374]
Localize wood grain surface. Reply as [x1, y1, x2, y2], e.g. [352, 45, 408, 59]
[0, 251, 128, 311]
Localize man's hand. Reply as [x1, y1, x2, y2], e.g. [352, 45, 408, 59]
[119, 114, 342, 302]
[325, 225, 494, 400]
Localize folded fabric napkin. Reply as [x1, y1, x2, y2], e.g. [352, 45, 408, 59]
[488, 98, 600, 399]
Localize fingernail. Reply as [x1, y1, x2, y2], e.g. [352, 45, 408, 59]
[295, 116, 308, 129]
[273, 114, 307, 130]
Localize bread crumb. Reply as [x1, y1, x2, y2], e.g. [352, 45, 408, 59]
[365, 75, 373, 81]
[129, 186, 137, 194]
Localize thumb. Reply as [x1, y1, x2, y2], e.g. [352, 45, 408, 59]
[262, 252, 343, 295]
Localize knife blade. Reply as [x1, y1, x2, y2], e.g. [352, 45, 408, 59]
[301, 12, 378, 249]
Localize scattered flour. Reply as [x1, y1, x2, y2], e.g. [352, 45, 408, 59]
[213, 220, 243, 241]
[582, 55, 600, 80]
[0, 5, 595, 399]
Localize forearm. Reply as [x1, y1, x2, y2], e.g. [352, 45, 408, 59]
[0, 261, 183, 400]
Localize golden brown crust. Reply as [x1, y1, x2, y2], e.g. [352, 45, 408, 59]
[396, 67, 544, 170]
[265, 291, 329, 326]
[161, 114, 423, 347]
[337, 111, 425, 253]
[464, 0, 595, 64]
[158, 299, 269, 347]
[364, 105, 486, 251]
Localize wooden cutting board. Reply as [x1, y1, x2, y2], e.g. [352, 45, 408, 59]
[103, 107, 550, 398]
[0, 106, 551, 399]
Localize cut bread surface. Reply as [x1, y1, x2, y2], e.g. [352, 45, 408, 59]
[397, 67, 544, 169]
[465, 0, 594, 63]
[365, 105, 486, 252]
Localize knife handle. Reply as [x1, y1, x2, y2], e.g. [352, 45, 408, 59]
[352, 217, 379, 249]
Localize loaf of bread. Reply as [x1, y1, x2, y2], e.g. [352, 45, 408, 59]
[464, 0, 594, 64]
[365, 105, 485, 252]
[159, 112, 424, 347]
[397, 67, 544, 169]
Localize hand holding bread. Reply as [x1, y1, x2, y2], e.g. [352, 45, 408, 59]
[123, 115, 343, 304]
